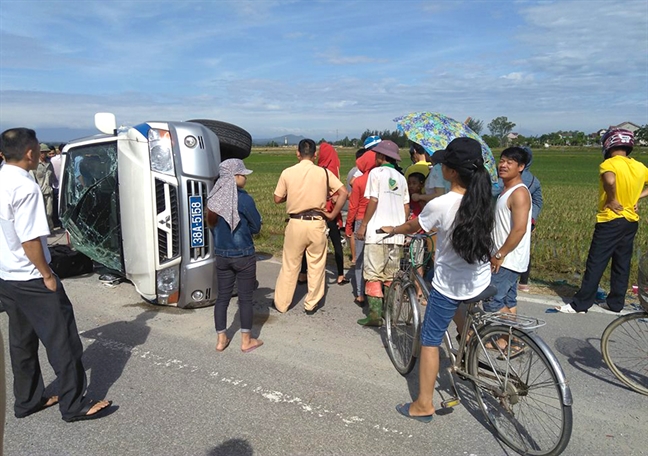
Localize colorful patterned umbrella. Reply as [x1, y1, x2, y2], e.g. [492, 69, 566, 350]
[393, 112, 497, 183]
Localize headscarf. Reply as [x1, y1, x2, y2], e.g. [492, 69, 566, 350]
[207, 158, 252, 232]
[317, 142, 340, 178]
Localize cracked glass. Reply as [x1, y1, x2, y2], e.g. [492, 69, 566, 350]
[60, 140, 123, 273]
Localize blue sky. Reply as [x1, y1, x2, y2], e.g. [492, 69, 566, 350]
[1, 0, 647, 142]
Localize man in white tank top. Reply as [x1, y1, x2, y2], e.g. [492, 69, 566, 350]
[484, 147, 532, 319]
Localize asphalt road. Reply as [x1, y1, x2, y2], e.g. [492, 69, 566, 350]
[2, 255, 647, 456]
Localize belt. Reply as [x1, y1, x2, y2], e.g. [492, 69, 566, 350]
[288, 214, 324, 221]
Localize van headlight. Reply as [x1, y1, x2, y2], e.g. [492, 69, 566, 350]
[157, 266, 179, 304]
[149, 128, 175, 175]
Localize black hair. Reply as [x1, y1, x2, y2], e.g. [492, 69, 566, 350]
[0, 128, 37, 162]
[500, 146, 529, 167]
[298, 138, 316, 157]
[604, 145, 632, 160]
[355, 148, 366, 159]
[408, 172, 426, 185]
[59, 143, 67, 151]
[410, 142, 429, 160]
[450, 165, 495, 264]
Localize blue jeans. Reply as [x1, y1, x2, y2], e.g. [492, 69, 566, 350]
[420, 288, 460, 347]
[483, 266, 520, 312]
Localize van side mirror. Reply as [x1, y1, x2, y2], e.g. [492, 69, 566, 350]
[95, 113, 117, 135]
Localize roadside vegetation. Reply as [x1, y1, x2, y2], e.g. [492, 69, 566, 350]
[244, 146, 648, 291]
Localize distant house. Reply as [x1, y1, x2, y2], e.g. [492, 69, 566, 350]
[507, 132, 519, 140]
[611, 121, 641, 133]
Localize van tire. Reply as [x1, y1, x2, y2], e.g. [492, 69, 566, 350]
[187, 119, 252, 161]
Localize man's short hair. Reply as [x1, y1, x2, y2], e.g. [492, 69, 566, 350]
[0, 128, 37, 162]
[500, 146, 529, 167]
[298, 139, 316, 157]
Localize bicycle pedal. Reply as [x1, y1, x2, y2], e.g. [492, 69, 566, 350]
[441, 398, 460, 408]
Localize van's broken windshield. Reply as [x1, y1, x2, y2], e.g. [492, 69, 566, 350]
[60, 140, 123, 273]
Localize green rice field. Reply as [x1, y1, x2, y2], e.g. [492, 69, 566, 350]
[242, 146, 648, 290]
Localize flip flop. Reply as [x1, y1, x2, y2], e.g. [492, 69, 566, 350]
[395, 403, 434, 423]
[337, 278, 350, 285]
[216, 338, 231, 352]
[63, 400, 113, 423]
[15, 396, 59, 419]
[242, 340, 264, 353]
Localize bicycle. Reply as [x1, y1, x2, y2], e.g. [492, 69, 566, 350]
[381, 231, 573, 456]
[600, 253, 648, 396]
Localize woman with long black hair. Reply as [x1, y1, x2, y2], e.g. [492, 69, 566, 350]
[381, 137, 494, 422]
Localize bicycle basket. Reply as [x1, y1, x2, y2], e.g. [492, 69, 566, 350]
[638, 251, 648, 312]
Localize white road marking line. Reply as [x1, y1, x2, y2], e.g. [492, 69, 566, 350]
[81, 334, 413, 438]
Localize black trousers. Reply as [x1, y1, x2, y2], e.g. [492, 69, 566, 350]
[214, 255, 256, 332]
[0, 276, 87, 419]
[572, 218, 638, 312]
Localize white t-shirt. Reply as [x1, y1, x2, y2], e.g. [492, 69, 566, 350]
[425, 163, 450, 194]
[418, 191, 490, 300]
[364, 165, 409, 244]
[0, 164, 52, 280]
[493, 183, 532, 273]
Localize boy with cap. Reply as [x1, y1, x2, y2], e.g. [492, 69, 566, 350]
[355, 140, 409, 326]
[556, 128, 648, 314]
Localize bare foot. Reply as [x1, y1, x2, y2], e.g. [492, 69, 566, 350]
[86, 400, 111, 416]
[216, 337, 231, 352]
[408, 400, 435, 417]
[45, 396, 59, 407]
[241, 338, 263, 353]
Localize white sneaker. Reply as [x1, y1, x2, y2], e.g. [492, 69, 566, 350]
[554, 304, 583, 314]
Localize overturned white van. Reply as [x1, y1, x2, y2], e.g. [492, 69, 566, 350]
[59, 114, 251, 308]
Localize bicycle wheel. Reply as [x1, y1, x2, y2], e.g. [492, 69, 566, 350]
[601, 311, 648, 396]
[468, 325, 572, 456]
[384, 279, 421, 375]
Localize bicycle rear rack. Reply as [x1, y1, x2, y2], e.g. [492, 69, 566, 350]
[482, 312, 546, 330]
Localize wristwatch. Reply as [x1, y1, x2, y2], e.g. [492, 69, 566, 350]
[495, 252, 503, 260]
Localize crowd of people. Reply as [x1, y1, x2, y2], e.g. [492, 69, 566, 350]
[0, 125, 645, 429]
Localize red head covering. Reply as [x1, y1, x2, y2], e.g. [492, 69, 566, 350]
[318, 142, 340, 178]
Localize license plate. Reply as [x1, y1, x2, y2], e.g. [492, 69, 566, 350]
[189, 195, 204, 248]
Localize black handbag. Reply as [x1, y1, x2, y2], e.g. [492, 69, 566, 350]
[48, 245, 94, 278]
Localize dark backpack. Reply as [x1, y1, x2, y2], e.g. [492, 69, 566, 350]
[48, 245, 94, 278]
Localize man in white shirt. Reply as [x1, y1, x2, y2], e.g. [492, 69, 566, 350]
[0, 128, 112, 422]
[355, 140, 409, 326]
[485, 147, 532, 320]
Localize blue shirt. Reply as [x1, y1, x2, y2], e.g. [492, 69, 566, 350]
[211, 189, 262, 258]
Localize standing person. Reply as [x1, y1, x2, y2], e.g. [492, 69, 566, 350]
[516, 146, 543, 292]
[207, 159, 263, 353]
[385, 137, 494, 422]
[556, 128, 648, 314]
[345, 150, 378, 306]
[355, 140, 409, 326]
[345, 148, 366, 267]
[273, 139, 348, 314]
[30, 143, 56, 231]
[0, 128, 111, 422]
[49, 146, 63, 229]
[298, 142, 347, 285]
[485, 147, 532, 324]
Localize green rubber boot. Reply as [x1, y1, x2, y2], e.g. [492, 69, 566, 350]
[357, 296, 383, 326]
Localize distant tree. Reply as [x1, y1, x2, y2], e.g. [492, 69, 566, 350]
[465, 118, 484, 135]
[487, 117, 516, 147]
[636, 125, 648, 144]
[265, 140, 278, 147]
[481, 134, 500, 149]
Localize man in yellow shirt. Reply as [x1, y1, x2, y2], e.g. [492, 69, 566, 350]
[556, 128, 648, 314]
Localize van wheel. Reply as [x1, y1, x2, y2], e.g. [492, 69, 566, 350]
[187, 119, 252, 161]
